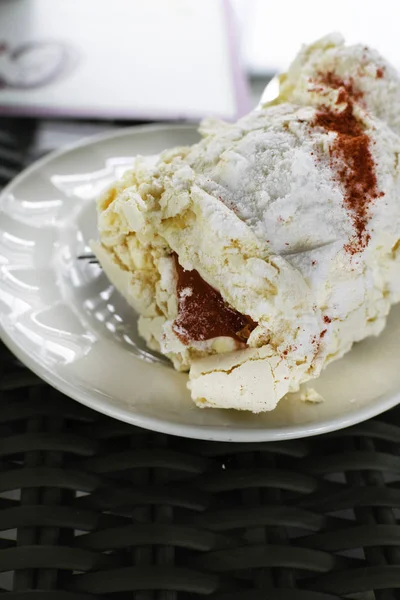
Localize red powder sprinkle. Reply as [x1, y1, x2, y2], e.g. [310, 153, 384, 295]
[319, 71, 364, 103]
[323, 316, 332, 324]
[311, 328, 329, 360]
[336, 88, 348, 105]
[376, 67, 384, 79]
[312, 72, 382, 254]
[172, 254, 256, 345]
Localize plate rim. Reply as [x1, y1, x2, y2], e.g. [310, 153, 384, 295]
[1, 123, 399, 442]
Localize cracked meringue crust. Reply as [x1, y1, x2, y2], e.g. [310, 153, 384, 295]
[93, 34, 400, 412]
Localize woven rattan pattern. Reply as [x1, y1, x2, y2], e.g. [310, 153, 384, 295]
[1, 341, 400, 599]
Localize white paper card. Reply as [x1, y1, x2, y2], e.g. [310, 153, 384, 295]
[0, 0, 249, 120]
[239, 0, 400, 76]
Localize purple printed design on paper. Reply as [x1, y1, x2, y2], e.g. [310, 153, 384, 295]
[0, 40, 80, 90]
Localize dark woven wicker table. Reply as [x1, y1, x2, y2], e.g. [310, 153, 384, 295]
[1, 118, 400, 599]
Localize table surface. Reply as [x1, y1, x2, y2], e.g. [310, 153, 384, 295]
[1, 116, 400, 599]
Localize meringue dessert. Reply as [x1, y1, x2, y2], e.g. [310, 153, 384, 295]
[92, 34, 400, 413]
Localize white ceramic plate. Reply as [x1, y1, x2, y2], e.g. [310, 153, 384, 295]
[1, 124, 400, 441]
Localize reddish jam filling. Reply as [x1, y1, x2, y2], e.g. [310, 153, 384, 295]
[172, 254, 256, 345]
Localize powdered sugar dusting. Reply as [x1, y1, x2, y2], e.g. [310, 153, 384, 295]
[187, 104, 352, 258]
[179, 286, 193, 299]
